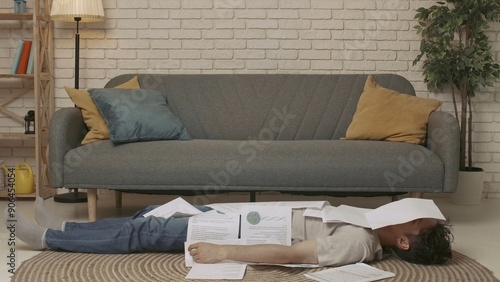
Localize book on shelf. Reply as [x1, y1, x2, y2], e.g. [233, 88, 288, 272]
[10, 39, 24, 74]
[10, 39, 33, 75]
[16, 39, 32, 74]
[26, 43, 35, 74]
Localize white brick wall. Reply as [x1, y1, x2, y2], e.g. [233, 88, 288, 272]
[1, 0, 500, 198]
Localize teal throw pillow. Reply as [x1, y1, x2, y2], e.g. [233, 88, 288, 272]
[88, 88, 191, 143]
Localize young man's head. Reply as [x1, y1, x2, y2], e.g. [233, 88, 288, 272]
[378, 218, 453, 265]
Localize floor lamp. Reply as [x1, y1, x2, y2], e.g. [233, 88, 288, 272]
[50, 0, 105, 203]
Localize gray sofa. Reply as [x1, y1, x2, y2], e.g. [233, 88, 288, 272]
[49, 74, 459, 221]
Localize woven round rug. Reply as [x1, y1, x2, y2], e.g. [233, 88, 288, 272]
[10, 250, 499, 282]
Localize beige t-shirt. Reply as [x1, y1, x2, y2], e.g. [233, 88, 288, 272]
[292, 209, 384, 267]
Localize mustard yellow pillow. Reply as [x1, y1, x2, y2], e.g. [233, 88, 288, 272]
[65, 76, 141, 144]
[344, 75, 442, 144]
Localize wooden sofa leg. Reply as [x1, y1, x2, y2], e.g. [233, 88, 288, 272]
[409, 192, 422, 198]
[391, 195, 401, 202]
[87, 189, 98, 222]
[115, 191, 122, 208]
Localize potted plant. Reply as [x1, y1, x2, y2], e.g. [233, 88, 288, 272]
[413, 0, 500, 205]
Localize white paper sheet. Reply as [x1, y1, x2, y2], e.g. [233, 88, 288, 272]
[142, 197, 202, 218]
[185, 213, 241, 267]
[240, 205, 292, 246]
[207, 201, 328, 215]
[303, 207, 324, 219]
[304, 263, 395, 282]
[322, 205, 372, 228]
[187, 213, 240, 242]
[365, 198, 445, 229]
[186, 262, 247, 280]
[276, 201, 329, 209]
[184, 212, 246, 279]
[305, 199, 445, 230]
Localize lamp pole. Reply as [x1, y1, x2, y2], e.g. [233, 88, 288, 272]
[74, 17, 81, 89]
[50, 0, 105, 203]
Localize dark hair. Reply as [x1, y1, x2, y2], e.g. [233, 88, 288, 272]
[391, 222, 453, 265]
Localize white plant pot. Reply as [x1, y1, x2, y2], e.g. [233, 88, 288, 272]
[451, 168, 484, 206]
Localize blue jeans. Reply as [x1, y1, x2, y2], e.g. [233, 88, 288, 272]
[44, 205, 212, 254]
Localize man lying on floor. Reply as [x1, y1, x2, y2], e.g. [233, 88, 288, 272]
[4, 198, 453, 267]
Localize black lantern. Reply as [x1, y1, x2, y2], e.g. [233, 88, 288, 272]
[24, 110, 35, 134]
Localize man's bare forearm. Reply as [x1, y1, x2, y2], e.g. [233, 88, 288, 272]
[225, 244, 298, 264]
[188, 240, 318, 265]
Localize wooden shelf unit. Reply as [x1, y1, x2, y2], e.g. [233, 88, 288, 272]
[0, 74, 35, 78]
[0, 189, 36, 199]
[0, 133, 36, 139]
[0, 13, 33, 20]
[0, 1, 54, 199]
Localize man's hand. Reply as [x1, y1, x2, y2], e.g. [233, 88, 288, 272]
[188, 242, 228, 264]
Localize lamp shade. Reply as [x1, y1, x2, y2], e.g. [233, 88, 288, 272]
[50, 0, 105, 22]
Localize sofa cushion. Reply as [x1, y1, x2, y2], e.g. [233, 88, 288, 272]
[344, 75, 442, 144]
[88, 88, 191, 143]
[62, 140, 444, 192]
[105, 74, 417, 141]
[65, 76, 141, 144]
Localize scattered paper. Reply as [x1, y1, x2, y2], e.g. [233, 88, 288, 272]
[303, 207, 324, 219]
[323, 205, 372, 228]
[365, 198, 446, 229]
[305, 199, 445, 230]
[187, 212, 240, 241]
[186, 262, 247, 280]
[304, 263, 395, 282]
[142, 197, 202, 218]
[185, 212, 241, 267]
[206, 201, 329, 215]
[240, 205, 292, 246]
[276, 201, 329, 209]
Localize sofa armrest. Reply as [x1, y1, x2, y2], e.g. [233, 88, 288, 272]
[49, 108, 87, 188]
[426, 111, 460, 193]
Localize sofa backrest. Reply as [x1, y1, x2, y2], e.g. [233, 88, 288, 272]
[105, 74, 415, 140]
